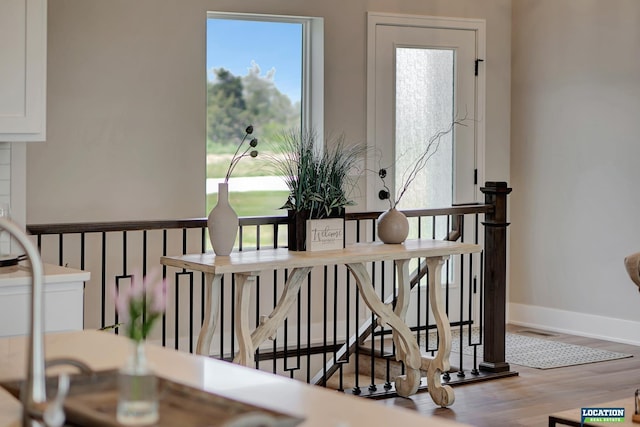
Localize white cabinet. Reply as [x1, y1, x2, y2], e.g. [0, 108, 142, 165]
[0, 264, 89, 337]
[0, 0, 46, 142]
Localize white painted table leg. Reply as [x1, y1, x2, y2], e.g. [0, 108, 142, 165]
[423, 256, 455, 407]
[233, 273, 259, 367]
[394, 259, 411, 319]
[233, 267, 311, 367]
[390, 259, 411, 362]
[195, 273, 221, 356]
[346, 262, 422, 397]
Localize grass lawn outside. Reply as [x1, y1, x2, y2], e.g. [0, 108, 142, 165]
[206, 190, 289, 217]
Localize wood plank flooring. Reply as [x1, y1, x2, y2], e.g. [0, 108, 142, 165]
[379, 325, 640, 426]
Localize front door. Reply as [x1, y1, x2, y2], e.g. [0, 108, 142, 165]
[366, 12, 486, 328]
[367, 14, 484, 212]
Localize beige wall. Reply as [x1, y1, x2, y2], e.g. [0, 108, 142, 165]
[22, 0, 640, 343]
[510, 0, 640, 338]
[26, 0, 511, 223]
[28, 1, 206, 223]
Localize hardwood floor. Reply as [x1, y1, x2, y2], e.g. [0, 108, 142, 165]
[379, 325, 640, 426]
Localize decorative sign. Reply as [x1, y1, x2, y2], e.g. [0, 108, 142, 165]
[305, 218, 344, 251]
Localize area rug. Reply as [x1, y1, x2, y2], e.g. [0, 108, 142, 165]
[427, 328, 633, 369]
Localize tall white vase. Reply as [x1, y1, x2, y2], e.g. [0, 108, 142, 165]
[207, 182, 238, 256]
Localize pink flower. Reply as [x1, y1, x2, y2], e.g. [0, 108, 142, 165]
[111, 268, 167, 342]
[129, 271, 145, 300]
[150, 275, 167, 314]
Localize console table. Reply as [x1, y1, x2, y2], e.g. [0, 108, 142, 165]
[160, 239, 480, 406]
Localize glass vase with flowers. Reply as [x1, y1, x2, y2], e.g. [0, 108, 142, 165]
[112, 270, 167, 425]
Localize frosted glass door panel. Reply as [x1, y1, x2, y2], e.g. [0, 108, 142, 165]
[395, 48, 454, 210]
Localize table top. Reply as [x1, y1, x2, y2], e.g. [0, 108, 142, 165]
[161, 239, 481, 275]
[549, 398, 637, 426]
[0, 330, 470, 427]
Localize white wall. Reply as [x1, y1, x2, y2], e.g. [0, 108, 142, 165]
[23, 0, 511, 224]
[510, 0, 640, 343]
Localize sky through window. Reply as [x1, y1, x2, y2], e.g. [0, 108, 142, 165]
[206, 19, 302, 103]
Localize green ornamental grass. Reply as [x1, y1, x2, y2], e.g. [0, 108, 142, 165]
[272, 129, 366, 219]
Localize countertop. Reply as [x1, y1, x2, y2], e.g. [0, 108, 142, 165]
[0, 330, 469, 427]
[0, 263, 90, 287]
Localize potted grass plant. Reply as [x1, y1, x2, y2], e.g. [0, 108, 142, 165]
[272, 129, 366, 251]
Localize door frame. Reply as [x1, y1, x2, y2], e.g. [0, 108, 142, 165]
[366, 12, 486, 211]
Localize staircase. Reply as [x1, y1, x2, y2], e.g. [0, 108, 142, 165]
[323, 335, 514, 398]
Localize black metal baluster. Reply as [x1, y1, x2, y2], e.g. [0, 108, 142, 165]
[272, 270, 278, 373]
[332, 264, 339, 388]
[101, 232, 107, 329]
[174, 270, 179, 350]
[58, 233, 63, 266]
[219, 275, 225, 360]
[80, 232, 86, 271]
[457, 250, 466, 378]
[162, 229, 167, 347]
[369, 259, 377, 392]
[307, 273, 312, 383]
[322, 266, 328, 385]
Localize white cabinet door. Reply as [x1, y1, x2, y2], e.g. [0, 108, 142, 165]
[0, 264, 89, 337]
[0, 0, 46, 142]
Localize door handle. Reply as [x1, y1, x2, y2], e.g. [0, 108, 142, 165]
[378, 169, 390, 200]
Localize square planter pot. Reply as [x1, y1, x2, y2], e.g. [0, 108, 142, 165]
[287, 209, 309, 251]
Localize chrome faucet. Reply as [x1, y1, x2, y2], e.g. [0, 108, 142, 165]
[0, 218, 69, 427]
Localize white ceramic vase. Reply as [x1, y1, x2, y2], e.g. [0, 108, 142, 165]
[207, 182, 239, 256]
[377, 208, 409, 244]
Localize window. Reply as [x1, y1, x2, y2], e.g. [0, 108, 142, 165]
[206, 13, 323, 220]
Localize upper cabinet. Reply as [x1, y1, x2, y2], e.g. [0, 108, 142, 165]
[0, 0, 46, 142]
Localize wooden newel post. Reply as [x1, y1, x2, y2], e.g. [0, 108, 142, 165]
[480, 181, 512, 373]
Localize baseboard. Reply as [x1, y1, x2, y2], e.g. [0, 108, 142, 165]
[508, 302, 640, 346]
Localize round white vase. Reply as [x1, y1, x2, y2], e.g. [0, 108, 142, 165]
[207, 182, 238, 256]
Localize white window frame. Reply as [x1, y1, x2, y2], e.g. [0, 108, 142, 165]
[206, 11, 324, 139]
